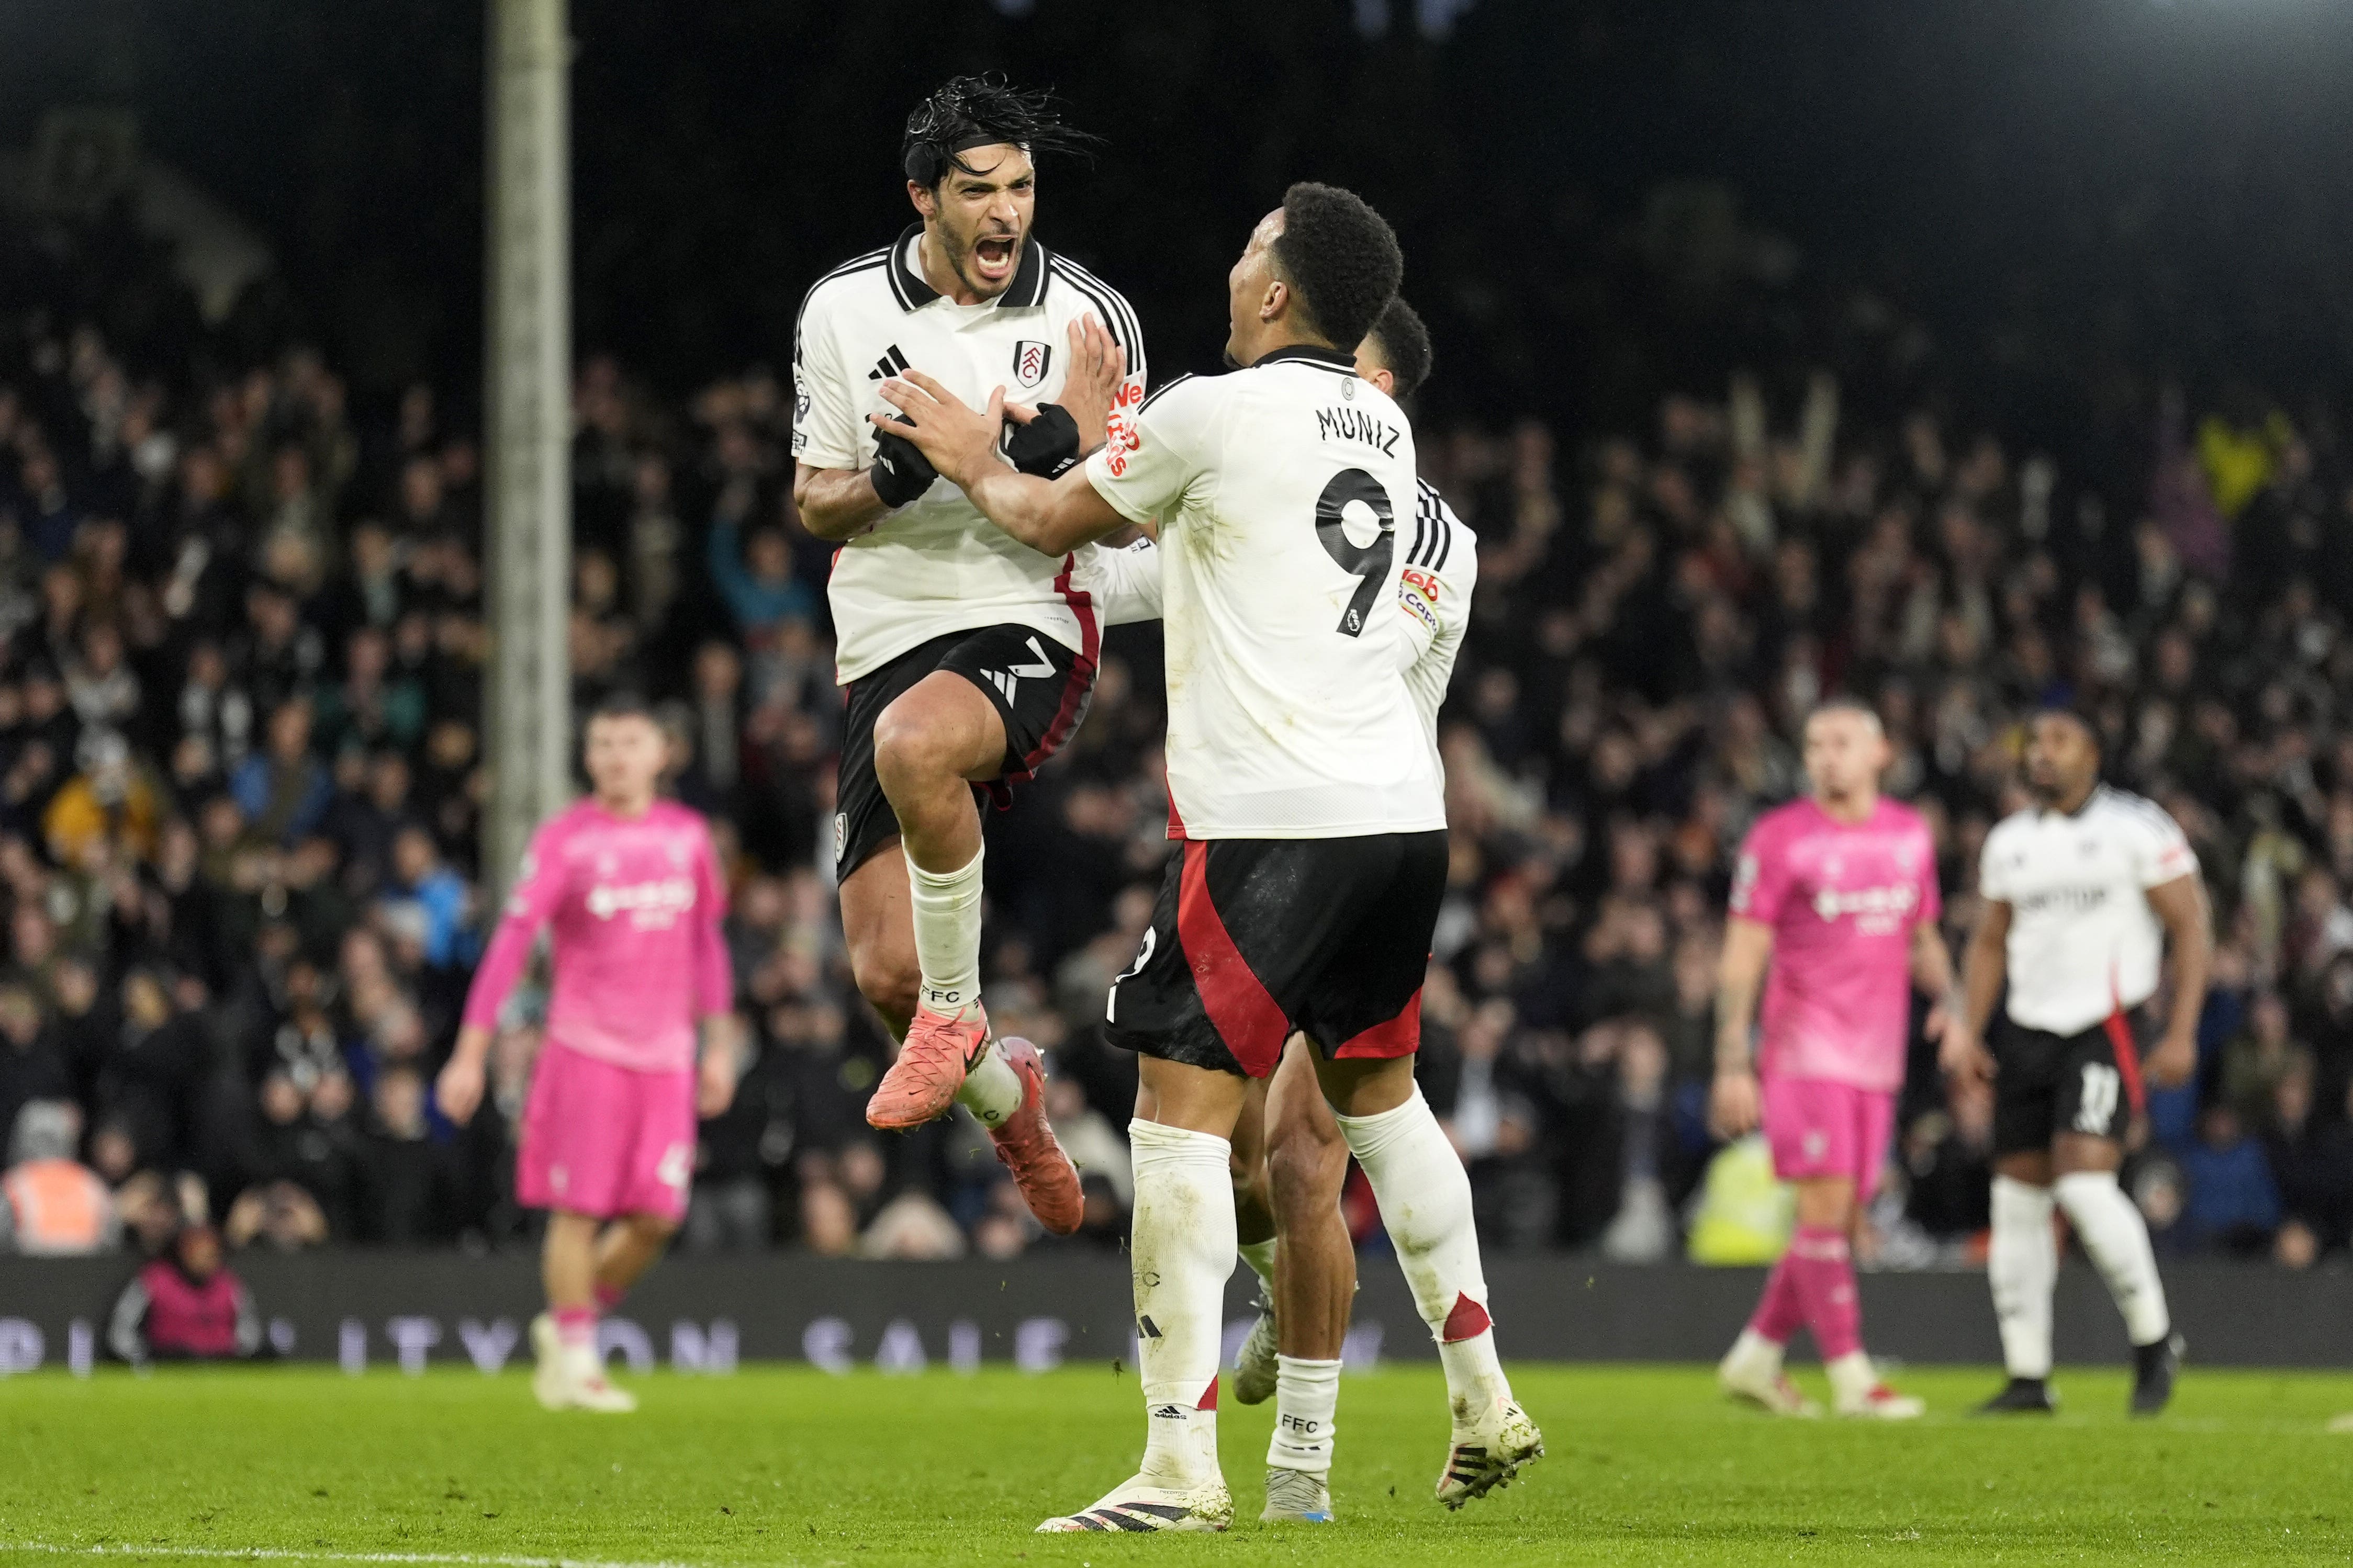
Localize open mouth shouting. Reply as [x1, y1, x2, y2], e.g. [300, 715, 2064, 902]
[971, 231, 1020, 286]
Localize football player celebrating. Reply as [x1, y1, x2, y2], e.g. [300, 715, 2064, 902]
[878, 184, 1540, 1533]
[438, 694, 737, 1413]
[790, 76, 1147, 1231]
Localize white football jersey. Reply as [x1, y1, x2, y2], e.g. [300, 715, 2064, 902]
[1978, 785, 2199, 1035]
[793, 225, 1147, 683]
[1081, 477, 1475, 760]
[1396, 479, 1477, 769]
[1083, 346, 1443, 840]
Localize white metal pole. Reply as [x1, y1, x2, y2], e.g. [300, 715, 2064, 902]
[484, 0, 572, 901]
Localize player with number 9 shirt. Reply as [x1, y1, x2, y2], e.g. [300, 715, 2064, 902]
[877, 181, 1538, 1534]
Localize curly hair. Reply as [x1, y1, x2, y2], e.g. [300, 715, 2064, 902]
[902, 75, 1101, 188]
[1270, 182, 1404, 353]
[1365, 296, 1433, 402]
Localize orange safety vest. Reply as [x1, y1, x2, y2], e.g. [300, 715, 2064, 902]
[3, 1159, 114, 1254]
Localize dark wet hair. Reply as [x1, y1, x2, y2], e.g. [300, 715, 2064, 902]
[1272, 182, 1404, 353]
[902, 74, 1101, 188]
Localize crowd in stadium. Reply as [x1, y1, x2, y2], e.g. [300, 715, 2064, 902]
[3, 243, 2352, 1272]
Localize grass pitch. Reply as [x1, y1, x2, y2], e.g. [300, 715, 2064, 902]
[2, 1363, 2348, 1565]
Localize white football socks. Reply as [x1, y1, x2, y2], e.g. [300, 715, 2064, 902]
[1267, 1355, 1341, 1475]
[1989, 1175, 2057, 1379]
[1239, 1237, 1278, 1292]
[906, 846, 1022, 1125]
[2053, 1169, 2171, 1346]
[1335, 1088, 1511, 1423]
[908, 845, 985, 1017]
[1128, 1119, 1235, 1486]
[1825, 1351, 1879, 1408]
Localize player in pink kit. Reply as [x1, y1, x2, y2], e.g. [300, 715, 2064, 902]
[1710, 698, 1957, 1419]
[436, 693, 739, 1413]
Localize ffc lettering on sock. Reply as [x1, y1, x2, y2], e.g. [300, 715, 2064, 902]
[1268, 1355, 1342, 1476]
[907, 847, 985, 1016]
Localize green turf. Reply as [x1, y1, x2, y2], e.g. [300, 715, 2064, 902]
[2, 1363, 2348, 1565]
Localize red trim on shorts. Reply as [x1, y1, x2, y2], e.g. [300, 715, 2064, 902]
[2102, 1009, 2146, 1114]
[1196, 1377, 1219, 1411]
[1175, 840, 1290, 1076]
[1333, 984, 1424, 1059]
[1006, 554, 1100, 784]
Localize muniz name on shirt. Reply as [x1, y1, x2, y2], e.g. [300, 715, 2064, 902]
[1314, 402, 1403, 457]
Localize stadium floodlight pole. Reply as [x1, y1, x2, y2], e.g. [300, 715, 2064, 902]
[484, 0, 574, 907]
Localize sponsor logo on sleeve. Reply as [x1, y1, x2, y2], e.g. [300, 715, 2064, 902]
[1102, 379, 1145, 478]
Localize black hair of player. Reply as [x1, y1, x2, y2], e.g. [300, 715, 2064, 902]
[902, 75, 1102, 189]
[2034, 698, 2103, 756]
[1271, 183, 1404, 353]
[1364, 297, 1433, 402]
[590, 690, 659, 726]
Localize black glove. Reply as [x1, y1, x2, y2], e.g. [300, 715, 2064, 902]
[1004, 402, 1084, 479]
[869, 415, 937, 508]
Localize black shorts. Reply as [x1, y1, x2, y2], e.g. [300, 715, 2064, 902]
[1103, 831, 1448, 1079]
[833, 624, 1096, 879]
[1991, 1007, 2150, 1156]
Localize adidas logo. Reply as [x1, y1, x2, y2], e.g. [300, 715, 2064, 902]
[1149, 1404, 1187, 1420]
[981, 636, 1057, 704]
[867, 344, 912, 380]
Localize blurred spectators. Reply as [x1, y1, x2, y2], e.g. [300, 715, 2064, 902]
[5, 218, 2353, 1274]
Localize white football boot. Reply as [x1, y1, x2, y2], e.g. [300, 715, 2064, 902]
[531, 1313, 637, 1413]
[1232, 1286, 1279, 1406]
[1259, 1467, 1335, 1524]
[1719, 1330, 1822, 1417]
[1037, 1475, 1234, 1533]
[1435, 1397, 1544, 1509]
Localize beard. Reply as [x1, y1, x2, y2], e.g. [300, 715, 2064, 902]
[936, 214, 1024, 299]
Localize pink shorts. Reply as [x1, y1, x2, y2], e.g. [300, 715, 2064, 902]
[516, 1041, 698, 1222]
[1761, 1076, 1896, 1202]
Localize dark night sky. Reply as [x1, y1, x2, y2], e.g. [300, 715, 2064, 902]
[3, 0, 2350, 463]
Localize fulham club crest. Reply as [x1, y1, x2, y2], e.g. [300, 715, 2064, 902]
[1012, 340, 1051, 390]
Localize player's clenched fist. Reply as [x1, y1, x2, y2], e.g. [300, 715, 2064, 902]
[871, 371, 1006, 490]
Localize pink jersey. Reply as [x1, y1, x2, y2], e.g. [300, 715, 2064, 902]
[461, 798, 733, 1074]
[1728, 796, 1941, 1093]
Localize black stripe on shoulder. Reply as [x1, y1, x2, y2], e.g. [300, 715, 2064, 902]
[1408, 511, 1431, 568]
[1138, 372, 1195, 414]
[1049, 262, 1147, 381]
[793, 252, 891, 342]
[1049, 255, 1145, 364]
[1047, 261, 1124, 347]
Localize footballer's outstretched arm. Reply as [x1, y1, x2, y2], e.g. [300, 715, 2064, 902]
[873, 371, 1128, 555]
